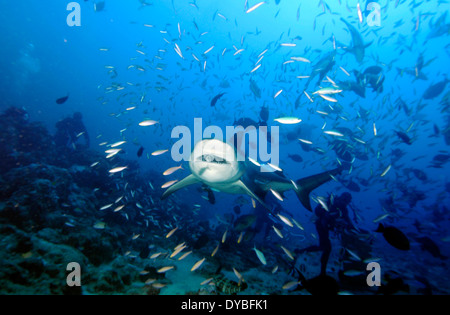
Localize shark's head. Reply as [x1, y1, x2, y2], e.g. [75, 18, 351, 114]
[189, 139, 243, 185]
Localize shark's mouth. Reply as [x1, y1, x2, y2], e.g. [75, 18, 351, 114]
[190, 139, 241, 184]
[200, 154, 230, 164]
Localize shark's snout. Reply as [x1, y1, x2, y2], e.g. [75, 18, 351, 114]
[189, 139, 241, 184]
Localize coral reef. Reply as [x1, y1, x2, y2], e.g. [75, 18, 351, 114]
[0, 107, 158, 294]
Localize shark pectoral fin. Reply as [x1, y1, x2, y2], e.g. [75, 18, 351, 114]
[295, 167, 343, 211]
[236, 180, 271, 210]
[161, 174, 200, 200]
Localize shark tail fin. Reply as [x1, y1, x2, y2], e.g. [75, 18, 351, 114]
[295, 167, 343, 211]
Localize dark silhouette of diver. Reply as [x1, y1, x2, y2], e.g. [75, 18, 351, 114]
[294, 192, 356, 275]
[54, 112, 90, 150]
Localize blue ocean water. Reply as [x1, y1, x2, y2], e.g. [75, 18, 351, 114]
[0, 0, 449, 295]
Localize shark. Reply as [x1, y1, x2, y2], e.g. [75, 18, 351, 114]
[338, 79, 366, 98]
[303, 51, 336, 91]
[340, 18, 372, 63]
[426, 12, 450, 42]
[161, 139, 342, 211]
[297, 50, 336, 108]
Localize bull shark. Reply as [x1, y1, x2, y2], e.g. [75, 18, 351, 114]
[161, 139, 342, 211]
[426, 12, 450, 42]
[338, 79, 366, 98]
[297, 50, 336, 108]
[340, 18, 372, 63]
[303, 51, 336, 91]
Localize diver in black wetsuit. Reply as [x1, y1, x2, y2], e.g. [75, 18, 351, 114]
[54, 112, 90, 149]
[294, 192, 356, 276]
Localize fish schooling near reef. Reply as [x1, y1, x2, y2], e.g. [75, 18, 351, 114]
[161, 139, 342, 211]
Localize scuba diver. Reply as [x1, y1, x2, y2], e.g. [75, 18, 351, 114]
[294, 192, 357, 276]
[54, 112, 90, 150]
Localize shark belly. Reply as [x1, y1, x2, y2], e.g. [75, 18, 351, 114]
[205, 181, 244, 195]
